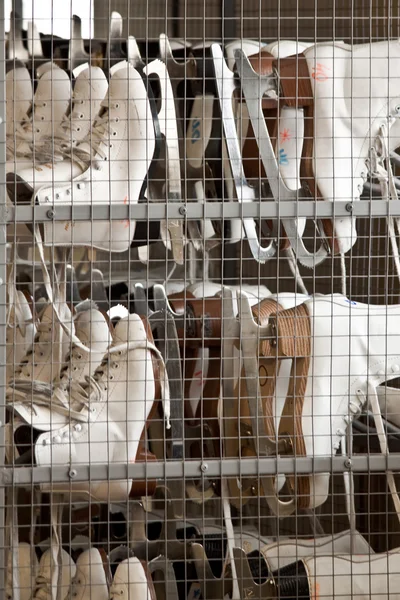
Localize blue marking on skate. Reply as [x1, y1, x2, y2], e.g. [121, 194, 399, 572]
[191, 119, 201, 143]
[344, 299, 357, 305]
[279, 148, 289, 165]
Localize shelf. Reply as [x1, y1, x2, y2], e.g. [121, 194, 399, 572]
[1, 454, 398, 486]
[3, 199, 400, 223]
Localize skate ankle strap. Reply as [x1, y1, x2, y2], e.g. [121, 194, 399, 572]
[274, 53, 313, 108]
[244, 300, 312, 512]
[275, 303, 312, 509]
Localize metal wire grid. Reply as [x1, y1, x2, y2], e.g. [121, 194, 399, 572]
[3, 1, 400, 599]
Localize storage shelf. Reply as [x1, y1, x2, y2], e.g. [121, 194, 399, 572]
[1, 454, 398, 486]
[4, 199, 400, 223]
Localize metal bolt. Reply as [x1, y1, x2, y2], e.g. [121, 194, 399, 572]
[200, 462, 208, 473]
[179, 205, 187, 216]
[46, 209, 55, 219]
[69, 469, 77, 479]
[345, 203, 353, 213]
[0, 279, 3, 287]
[344, 458, 352, 469]
[251, 485, 257, 496]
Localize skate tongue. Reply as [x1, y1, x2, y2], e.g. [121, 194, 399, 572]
[107, 304, 129, 323]
[113, 313, 147, 345]
[34, 546, 76, 600]
[40, 302, 72, 329]
[74, 305, 112, 352]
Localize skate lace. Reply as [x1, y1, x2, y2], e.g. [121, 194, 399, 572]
[62, 99, 119, 170]
[11, 321, 53, 380]
[33, 99, 91, 163]
[32, 574, 52, 600]
[7, 101, 50, 160]
[15, 102, 48, 138]
[57, 343, 89, 388]
[6, 296, 31, 341]
[10, 338, 171, 425]
[6, 311, 79, 415]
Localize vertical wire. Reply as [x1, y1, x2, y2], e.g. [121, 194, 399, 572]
[0, 0, 7, 597]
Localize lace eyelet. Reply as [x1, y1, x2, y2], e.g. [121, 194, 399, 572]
[114, 363, 119, 369]
[115, 117, 119, 123]
[76, 127, 81, 132]
[112, 131, 117, 136]
[40, 352, 44, 356]
[79, 114, 84, 119]
[115, 103, 120, 108]
[41, 116, 45, 121]
[77, 354, 82, 359]
[109, 375, 114, 380]
[118, 351, 122, 355]
[73, 367, 78, 371]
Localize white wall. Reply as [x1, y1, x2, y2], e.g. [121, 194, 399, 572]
[5, 0, 94, 38]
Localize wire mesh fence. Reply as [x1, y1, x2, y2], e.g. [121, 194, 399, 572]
[3, 1, 400, 599]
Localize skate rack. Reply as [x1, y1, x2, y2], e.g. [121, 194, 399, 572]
[3, 2, 400, 595]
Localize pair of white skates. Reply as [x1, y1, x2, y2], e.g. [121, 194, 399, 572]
[213, 37, 400, 273]
[6, 57, 156, 253]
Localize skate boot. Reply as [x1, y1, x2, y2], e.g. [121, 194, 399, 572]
[6, 543, 39, 600]
[9, 63, 156, 253]
[68, 548, 109, 600]
[32, 545, 76, 600]
[34, 314, 169, 502]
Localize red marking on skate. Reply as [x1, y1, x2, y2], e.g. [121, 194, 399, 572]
[311, 63, 330, 82]
[193, 370, 204, 386]
[279, 128, 291, 144]
[121, 196, 130, 228]
[311, 582, 320, 600]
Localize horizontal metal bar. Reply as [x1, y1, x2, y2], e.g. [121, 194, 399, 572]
[5, 200, 400, 223]
[2, 454, 399, 486]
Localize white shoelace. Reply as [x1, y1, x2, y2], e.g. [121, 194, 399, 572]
[373, 121, 400, 284]
[58, 98, 118, 171]
[33, 99, 92, 163]
[7, 102, 49, 160]
[8, 338, 171, 427]
[32, 573, 53, 600]
[357, 384, 400, 527]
